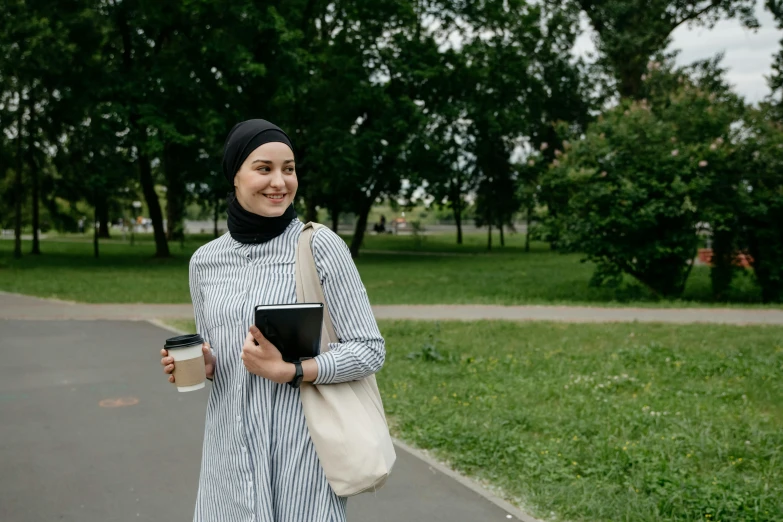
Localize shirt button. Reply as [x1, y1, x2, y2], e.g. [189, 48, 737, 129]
[241, 446, 247, 452]
[236, 415, 241, 422]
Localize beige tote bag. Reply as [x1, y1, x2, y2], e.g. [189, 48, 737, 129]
[295, 222, 396, 497]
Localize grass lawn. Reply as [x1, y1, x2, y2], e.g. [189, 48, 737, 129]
[167, 318, 783, 522]
[0, 232, 772, 307]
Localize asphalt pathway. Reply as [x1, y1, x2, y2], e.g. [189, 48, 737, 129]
[2, 291, 781, 522]
[0, 319, 529, 522]
[2, 291, 783, 325]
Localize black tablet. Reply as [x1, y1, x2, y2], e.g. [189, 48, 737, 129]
[254, 303, 324, 362]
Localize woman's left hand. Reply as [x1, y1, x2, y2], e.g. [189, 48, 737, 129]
[241, 326, 294, 384]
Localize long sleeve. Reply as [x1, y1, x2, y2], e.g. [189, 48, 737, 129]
[310, 228, 385, 384]
[188, 253, 210, 346]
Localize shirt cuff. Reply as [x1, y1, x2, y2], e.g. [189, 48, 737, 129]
[313, 349, 337, 384]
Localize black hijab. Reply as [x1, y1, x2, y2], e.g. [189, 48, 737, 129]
[222, 119, 298, 244]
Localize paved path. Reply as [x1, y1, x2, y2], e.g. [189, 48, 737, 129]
[2, 293, 780, 522]
[2, 291, 782, 325]
[0, 319, 532, 522]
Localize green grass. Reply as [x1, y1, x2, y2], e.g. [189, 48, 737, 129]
[165, 318, 783, 522]
[0, 233, 773, 307]
[0, 238, 194, 303]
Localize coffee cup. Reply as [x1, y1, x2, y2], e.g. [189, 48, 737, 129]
[164, 334, 206, 392]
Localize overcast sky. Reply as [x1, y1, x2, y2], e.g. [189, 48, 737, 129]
[573, 0, 782, 103]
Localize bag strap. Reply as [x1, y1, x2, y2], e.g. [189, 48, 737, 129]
[296, 222, 338, 347]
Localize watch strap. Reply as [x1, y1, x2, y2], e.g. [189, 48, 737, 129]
[288, 360, 303, 388]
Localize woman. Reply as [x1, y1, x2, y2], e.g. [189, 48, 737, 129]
[160, 119, 385, 522]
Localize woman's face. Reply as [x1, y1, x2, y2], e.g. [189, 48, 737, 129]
[234, 141, 298, 217]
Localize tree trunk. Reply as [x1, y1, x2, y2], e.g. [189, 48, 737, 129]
[349, 200, 372, 259]
[487, 223, 492, 251]
[29, 91, 40, 255]
[452, 181, 463, 245]
[618, 63, 645, 99]
[166, 185, 185, 241]
[330, 206, 340, 233]
[304, 197, 318, 223]
[710, 227, 735, 301]
[93, 197, 100, 259]
[525, 205, 531, 253]
[746, 226, 782, 303]
[138, 152, 170, 257]
[97, 196, 111, 238]
[499, 223, 505, 247]
[164, 144, 186, 241]
[119, 10, 167, 256]
[213, 193, 220, 238]
[14, 92, 23, 260]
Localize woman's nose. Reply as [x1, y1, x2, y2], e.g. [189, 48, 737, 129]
[268, 169, 285, 188]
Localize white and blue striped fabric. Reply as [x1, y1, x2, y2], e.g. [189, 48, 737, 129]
[188, 219, 385, 522]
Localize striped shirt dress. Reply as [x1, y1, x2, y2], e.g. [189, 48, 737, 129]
[188, 219, 385, 522]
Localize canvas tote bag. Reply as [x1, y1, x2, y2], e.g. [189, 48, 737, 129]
[295, 222, 396, 497]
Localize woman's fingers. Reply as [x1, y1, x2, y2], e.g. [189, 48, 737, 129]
[162, 347, 175, 382]
[244, 331, 256, 347]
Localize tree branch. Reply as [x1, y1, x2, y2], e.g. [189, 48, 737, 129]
[671, 0, 720, 31]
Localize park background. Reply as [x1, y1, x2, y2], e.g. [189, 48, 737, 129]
[2, 0, 783, 521]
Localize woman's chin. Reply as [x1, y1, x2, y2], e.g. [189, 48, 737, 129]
[254, 203, 288, 218]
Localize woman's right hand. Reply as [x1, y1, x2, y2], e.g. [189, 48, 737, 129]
[160, 343, 215, 383]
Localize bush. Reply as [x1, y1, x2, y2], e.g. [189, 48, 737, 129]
[547, 99, 704, 297]
[740, 106, 783, 302]
[544, 58, 761, 299]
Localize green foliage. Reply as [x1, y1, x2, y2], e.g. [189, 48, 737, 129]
[406, 323, 451, 362]
[565, 0, 758, 98]
[545, 58, 759, 298]
[740, 105, 783, 302]
[548, 101, 702, 296]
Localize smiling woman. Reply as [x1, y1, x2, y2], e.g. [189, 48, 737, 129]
[222, 120, 300, 244]
[234, 143, 298, 217]
[158, 118, 386, 522]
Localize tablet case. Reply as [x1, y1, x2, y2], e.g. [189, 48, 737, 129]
[254, 303, 324, 362]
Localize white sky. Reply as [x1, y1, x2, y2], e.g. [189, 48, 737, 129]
[572, 0, 782, 103]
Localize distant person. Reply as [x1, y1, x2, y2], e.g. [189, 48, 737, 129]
[159, 119, 385, 522]
[373, 214, 387, 234]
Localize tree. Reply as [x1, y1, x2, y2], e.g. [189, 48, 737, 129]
[402, 34, 472, 245]
[548, 56, 754, 298]
[454, 1, 594, 249]
[738, 105, 783, 302]
[0, 0, 102, 255]
[652, 57, 747, 300]
[291, 0, 437, 257]
[566, 0, 758, 98]
[100, 0, 193, 257]
[548, 101, 699, 297]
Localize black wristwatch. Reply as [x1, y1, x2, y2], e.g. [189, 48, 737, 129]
[288, 360, 304, 388]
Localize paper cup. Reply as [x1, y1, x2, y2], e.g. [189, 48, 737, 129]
[164, 334, 206, 392]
